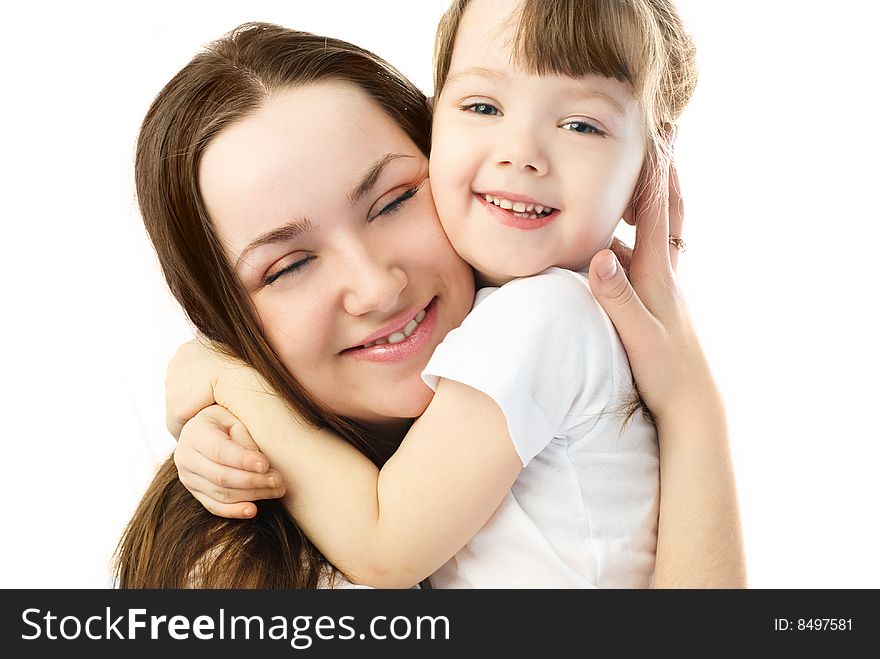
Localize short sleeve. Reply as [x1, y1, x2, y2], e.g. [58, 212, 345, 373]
[422, 268, 617, 466]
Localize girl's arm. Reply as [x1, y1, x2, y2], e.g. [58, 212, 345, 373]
[177, 349, 520, 588]
[588, 164, 747, 588]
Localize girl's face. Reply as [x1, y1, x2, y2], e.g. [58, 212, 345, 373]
[199, 82, 475, 427]
[430, 0, 646, 285]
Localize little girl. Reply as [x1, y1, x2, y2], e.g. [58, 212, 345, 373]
[170, 0, 697, 587]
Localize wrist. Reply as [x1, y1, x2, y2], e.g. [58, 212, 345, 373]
[653, 388, 727, 440]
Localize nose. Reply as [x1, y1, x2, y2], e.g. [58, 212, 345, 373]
[341, 246, 407, 317]
[494, 126, 549, 176]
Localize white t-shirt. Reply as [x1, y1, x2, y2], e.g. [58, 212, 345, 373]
[422, 267, 659, 588]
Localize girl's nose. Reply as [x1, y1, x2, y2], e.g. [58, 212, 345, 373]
[494, 129, 550, 176]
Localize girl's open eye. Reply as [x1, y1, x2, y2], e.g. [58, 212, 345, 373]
[560, 120, 605, 136]
[369, 183, 423, 221]
[263, 254, 316, 287]
[460, 102, 501, 116]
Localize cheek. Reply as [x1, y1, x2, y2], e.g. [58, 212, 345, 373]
[580, 150, 644, 216]
[255, 293, 330, 385]
[397, 191, 474, 320]
[430, 123, 476, 197]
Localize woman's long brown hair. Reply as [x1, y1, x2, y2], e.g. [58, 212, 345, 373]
[114, 22, 433, 588]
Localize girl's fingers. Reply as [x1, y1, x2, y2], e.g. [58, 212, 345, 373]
[190, 406, 269, 472]
[187, 444, 284, 491]
[226, 420, 269, 473]
[183, 468, 286, 505]
[192, 491, 259, 520]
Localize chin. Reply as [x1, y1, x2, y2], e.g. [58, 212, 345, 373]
[391, 383, 435, 419]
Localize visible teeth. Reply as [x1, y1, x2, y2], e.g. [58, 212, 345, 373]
[387, 331, 406, 344]
[485, 195, 552, 215]
[362, 307, 429, 348]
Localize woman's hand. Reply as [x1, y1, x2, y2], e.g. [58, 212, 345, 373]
[589, 162, 747, 588]
[166, 340, 287, 518]
[589, 164, 713, 424]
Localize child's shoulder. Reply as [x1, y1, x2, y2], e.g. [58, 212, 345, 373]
[488, 267, 598, 312]
[466, 267, 609, 340]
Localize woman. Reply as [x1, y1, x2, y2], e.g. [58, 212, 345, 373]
[115, 22, 745, 588]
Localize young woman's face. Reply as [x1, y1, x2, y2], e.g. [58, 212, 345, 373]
[430, 0, 646, 285]
[199, 83, 475, 427]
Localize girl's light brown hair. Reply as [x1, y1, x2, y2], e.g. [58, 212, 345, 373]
[115, 22, 433, 588]
[433, 0, 697, 206]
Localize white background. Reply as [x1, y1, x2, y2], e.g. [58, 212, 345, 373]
[2, 1, 878, 588]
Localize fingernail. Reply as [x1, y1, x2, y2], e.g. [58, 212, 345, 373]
[596, 252, 618, 281]
[253, 461, 264, 473]
[243, 505, 255, 517]
[267, 476, 276, 488]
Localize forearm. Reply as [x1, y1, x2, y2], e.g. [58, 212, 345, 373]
[652, 393, 747, 588]
[213, 372, 519, 588]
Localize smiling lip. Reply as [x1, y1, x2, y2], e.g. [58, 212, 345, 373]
[342, 298, 438, 363]
[476, 192, 559, 230]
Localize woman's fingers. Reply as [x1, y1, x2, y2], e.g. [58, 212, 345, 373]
[667, 163, 685, 271]
[588, 249, 661, 363]
[608, 237, 633, 272]
[631, 161, 673, 281]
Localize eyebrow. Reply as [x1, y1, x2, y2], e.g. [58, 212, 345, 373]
[235, 218, 314, 270]
[444, 66, 509, 88]
[348, 153, 415, 206]
[234, 153, 415, 269]
[558, 87, 628, 117]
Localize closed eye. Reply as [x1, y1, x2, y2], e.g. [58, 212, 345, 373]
[370, 183, 423, 221]
[263, 254, 316, 286]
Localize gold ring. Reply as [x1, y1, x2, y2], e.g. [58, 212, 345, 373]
[668, 236, 687, 252]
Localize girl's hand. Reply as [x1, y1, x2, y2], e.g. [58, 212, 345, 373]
[175, 404, 287, 519]
[166, 339, 286, 518]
